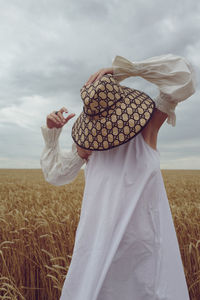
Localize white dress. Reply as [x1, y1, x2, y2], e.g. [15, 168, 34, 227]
[40, 127, 190, 300]
[40, 53, 195, 300]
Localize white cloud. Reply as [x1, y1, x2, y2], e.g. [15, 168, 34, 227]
[0, 95, 48, 129]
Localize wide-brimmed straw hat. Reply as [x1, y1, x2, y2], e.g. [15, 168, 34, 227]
[71, 74, 155, 151]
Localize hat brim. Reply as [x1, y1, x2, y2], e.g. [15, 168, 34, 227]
[72, 87, 155, 151]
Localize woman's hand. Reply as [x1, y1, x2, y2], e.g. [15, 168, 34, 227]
[85, 67, 113, 86]
[76, 145, 92, 161]
[46, 107, 75, 129]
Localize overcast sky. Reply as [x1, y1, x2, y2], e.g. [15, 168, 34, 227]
[0, 0, 199, 169]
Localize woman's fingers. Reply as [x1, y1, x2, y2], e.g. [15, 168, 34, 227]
[47, 113, 61, 128]
[56, 111, 66, 124]
[95, 70, 109, 81]
[55, 110, 76, 126]
[85, 68, 113, 86]
[55, 107, 75, 125]
[64, 113, 76, 123]
[47, 112, 59, 124]
[53, 111, 63, 124]
[56, 107, 68, 123]
[59, 107, 68, 114]
[85, 73, 99, 86]
[46, 108, 75, 129]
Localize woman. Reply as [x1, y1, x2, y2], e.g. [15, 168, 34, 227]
[40, 54, 195, 300]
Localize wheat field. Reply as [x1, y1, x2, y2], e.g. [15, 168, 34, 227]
[0, 169, 200, 300]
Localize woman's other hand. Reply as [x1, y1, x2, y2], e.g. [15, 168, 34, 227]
[46, 107, 75, 129]
[76, 145, 92, 161]
[85, 67, 113, 86]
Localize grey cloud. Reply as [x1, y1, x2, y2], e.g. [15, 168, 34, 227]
[0, 59, 90, 109]
[0, 0, 199, 168]
[11, 59, 87, 96]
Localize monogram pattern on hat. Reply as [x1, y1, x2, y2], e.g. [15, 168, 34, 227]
[72, 74, 155, 151]
[81, 75, 123, 116]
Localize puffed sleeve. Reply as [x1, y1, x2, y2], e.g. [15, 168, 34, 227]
[112, 54, 196, 126]
[40, 125, 85, 186]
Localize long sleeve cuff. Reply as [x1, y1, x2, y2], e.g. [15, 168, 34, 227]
[40, 125, 85, 186]
[41, 125, 62, 148]
[154, 93, 178, 126]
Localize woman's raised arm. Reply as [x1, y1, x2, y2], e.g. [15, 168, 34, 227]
[40, 107, 91, 186]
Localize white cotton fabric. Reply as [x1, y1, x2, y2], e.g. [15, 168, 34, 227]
[112, 54, 196, 126]
[40, 127, 190, 300]
[40, 126, 85, 186]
